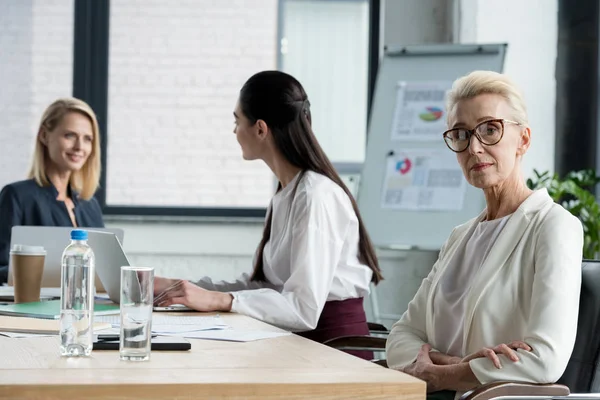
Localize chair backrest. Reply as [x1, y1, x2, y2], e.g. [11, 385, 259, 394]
[557, 260, 600, 392]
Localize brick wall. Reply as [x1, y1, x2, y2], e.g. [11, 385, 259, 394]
[0, 0, 73, 189]
[0, 0, 364, 207]
[106, 0, 278, 207]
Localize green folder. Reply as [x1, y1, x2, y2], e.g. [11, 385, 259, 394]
[0, 300, 120, 320]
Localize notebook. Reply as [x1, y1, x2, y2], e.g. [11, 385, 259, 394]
[0, 316, 111, 335]
[0, 300, 120, 320]
[0, 287, 61, 302]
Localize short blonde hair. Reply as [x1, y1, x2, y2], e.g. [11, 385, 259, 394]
[446, 70, 529, 126]
[28, 98, 101, 201]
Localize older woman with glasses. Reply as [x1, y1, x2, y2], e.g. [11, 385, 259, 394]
[385, 71, 583, 400]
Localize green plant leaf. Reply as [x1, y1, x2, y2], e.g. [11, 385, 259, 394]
[528, 169, 600, 259]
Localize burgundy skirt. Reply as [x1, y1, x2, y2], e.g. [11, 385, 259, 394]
[297, 297, 373, 361]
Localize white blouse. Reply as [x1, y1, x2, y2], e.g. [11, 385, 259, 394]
[432, 214, 511, 356]
[194, 171, 373, 331]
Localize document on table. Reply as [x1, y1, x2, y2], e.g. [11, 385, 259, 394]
[95, 314, 229, 331]
[0, 324, 111, 338]
[164, 330, 291, 342]
[0, 332, 55, 338]
[94, 314, 290, 342]
[95, 326, 289, 342]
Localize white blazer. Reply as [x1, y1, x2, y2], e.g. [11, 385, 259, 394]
[386, 188, 583, 386]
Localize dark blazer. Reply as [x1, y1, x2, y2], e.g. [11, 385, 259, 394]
[0, 179, 104, 284]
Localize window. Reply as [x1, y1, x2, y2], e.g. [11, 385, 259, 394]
[73, 0, 378, 217]
[106, 0, 277, 210]
[0, 0, 74, 190]
[280, 0, 370, 163]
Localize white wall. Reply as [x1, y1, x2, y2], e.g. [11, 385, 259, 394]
[281, 0, 370, 163]
[383, 0, 453, 46]
[0, 0, 73, 189]
[456, 0, 558, 178]
[108, 220, 263, 281]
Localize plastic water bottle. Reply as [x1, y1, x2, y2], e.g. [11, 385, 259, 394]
[60, 229, 95, 356]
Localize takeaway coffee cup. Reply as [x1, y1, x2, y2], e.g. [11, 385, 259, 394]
[10, 245, 46, 303]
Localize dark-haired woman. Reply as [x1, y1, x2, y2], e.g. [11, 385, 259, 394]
[152, 71, 382, 359]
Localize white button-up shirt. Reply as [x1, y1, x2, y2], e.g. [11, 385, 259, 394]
[195, 171, 373, 331]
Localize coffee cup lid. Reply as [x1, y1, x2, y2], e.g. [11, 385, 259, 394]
[10, 244, 46, 256]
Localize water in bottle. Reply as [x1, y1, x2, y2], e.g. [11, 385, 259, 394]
[60, 229, 95, 357]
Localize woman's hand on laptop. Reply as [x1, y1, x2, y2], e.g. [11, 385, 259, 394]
[154, 277, 178, 298]
[153, 277, 233, 312]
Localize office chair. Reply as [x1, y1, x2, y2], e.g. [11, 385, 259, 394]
[325, 260, 600, 399]
[367, 322, 389, 335]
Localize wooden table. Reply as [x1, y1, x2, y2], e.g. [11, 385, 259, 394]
[0, 312, 425, 399]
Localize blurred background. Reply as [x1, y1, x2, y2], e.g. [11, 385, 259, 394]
[0, 0, 596, 326]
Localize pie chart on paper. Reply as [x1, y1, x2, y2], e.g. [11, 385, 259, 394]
[419, 106, 444, 122]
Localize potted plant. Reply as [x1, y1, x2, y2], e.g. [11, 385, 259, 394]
[527, 169, 600, 259]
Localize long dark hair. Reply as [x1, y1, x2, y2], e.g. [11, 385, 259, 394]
[240, 71, 382, 284]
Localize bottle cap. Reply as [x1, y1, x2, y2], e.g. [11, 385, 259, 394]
[71, 229, 88, 241]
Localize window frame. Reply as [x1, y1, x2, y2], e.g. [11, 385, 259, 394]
[73, 0, 379, 219]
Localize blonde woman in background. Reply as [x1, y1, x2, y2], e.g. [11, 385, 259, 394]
[385, 71, 583, 400]
[0, 98, 104, 284]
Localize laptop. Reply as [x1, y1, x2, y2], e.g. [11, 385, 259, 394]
[10, 227, 187, 310]
[87, 231, 190, 311]
[9, 226, 125, 292]
[85, 230, 131, 303]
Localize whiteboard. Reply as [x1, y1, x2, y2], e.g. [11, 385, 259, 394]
[357, 43, 507, 250]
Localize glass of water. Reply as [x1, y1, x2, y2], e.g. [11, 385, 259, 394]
[120, 266, 154, 361]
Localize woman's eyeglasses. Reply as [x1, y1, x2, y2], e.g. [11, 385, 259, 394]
[442, 119, 521, 153]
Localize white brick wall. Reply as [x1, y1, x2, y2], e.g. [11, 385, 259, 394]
[0, 0, 33, 189]
[31, 0, 73, 128]
[0, 0, 73, 190]
[106, 0, 278, 207]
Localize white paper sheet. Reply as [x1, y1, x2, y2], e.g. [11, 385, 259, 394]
[390, 81, 453, 141]
[0, 324, 111, 338]
[95, 314, 229, 332]
[162, 330, 291, 342]
[381, 149, 466, 211]
[152, 324, 227, 334]
[92, 313, 284, 342]
[0, 331, 55, 338]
